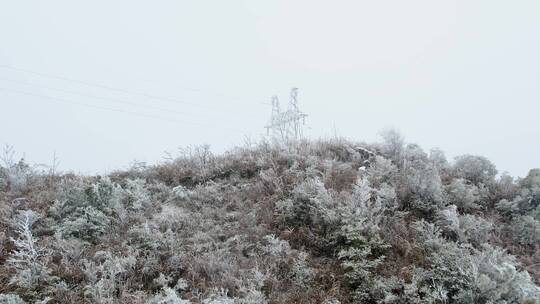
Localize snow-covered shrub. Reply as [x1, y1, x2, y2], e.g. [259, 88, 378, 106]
[172, 185, 191, 200]
[121, 178, 150, 210]
[409, 220, 474, 300]
[236, 289, 267, 304]
[290, 251, 314, 288]
[520, 168, 540, 190]
[147, 287, 191, 304]
[409, 220, 539, 302]
[336, 178, 391, 301]
[50, 177, 121, 242]
[262, 234, 291, 257]
[7, 210, 52, 289]
[366, 155, 397, 188]
[410, 219, 446, 249]
[493, 172, 518, 201]
[497, 186, 540, 218]
[0, 161, 34, 194]
[399, 144, 444, 214]
[435, 205, 460, 238]
[445, 178, 483, 212]
[378, 128, 405, 167]
[457, 214, 493, 246]
[453, 154, 497, 185]
[275, 177, 338, 234]
[202, 288, 234, 304]
[459, 245, 540, 303]
[337, 223, 388, 302]
[511, 215, 540, 245]
[0, 146, 36, 194]
[429, 147, 449, 172]
[323, 162, 357, 192]
[0, 294, 26, 304]
[81, 251, 137, 303]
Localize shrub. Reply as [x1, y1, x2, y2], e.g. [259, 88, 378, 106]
[435, 205, 460, 238]
[0, 146, 35, 194]
[121, 178, 151, 210]
[460, 245, 540, 303]
[457, 214, 493, 246]
[290, 251, 314, 288]
[275, 177, 339, 235]
[445, 178, 483, 212]
[496, 187, 540, 218]
[511, 215, 540, 245]
[7, 210, 52, 290]
[453, 155, 497, 185]
[520, 168, 540, 190]
[81, 251, 137, 303]
[50, 177, 122, 241]
[147, 287, 191, 304]
[0, 294, 26, 304]
[366, 155, 397, 188]
[337, 178, 390, 301]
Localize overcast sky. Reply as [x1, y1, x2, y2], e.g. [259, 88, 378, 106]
[1, 1, 539, 177]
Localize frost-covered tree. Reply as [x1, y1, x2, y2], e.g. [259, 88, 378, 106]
[337, 178, 390, 301]
[453, 155, 497, 186]
[0, 145, 34, 194]
[7, 210, 51, 290]
[520, 168, 540, 190]
[399, 144, 444, 214]
[367, 155, 398, 188]
[378, 128, 405, 167]
[429, 147, 449, 171]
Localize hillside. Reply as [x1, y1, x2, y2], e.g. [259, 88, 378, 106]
[0, 133, 539, 303]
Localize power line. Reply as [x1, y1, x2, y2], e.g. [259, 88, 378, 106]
[0, 64, 267, 111]
[0, 77, 224, 120]
[0, 64, 225, 109]
[0, 87, 244, 133]
[136, 77, 269, 108]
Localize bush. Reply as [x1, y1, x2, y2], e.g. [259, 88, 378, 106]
[462, 245, 540, 303]
[445, 178, 483, 212]
[147, 287, 191, 304]
[7, 210, 52, 290]
[50, 177, 122, 241]
[453, 155, 497, 185]
[0, 294, 26, 304]
[511, 215, 540, 245]
[457, 214, 493, 246]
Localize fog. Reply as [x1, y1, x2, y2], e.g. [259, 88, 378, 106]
[1, 0, 539, 176]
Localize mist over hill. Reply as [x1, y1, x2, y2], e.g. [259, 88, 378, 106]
[1, 132, 539, 303]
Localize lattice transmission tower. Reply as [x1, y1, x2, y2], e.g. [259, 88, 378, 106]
[265, 88, 308, 142]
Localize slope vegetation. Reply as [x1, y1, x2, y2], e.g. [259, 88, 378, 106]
[0, 134, 539, 303]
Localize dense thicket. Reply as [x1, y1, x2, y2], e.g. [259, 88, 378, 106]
[0, 134, 539, 303]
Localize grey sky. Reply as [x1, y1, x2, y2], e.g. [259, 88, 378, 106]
[0, 1, 539, 177]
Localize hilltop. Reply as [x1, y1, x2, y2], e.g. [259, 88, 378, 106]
[0, 133, 539, 303]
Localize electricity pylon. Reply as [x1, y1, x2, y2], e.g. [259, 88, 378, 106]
[265, 88, 308, 142]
